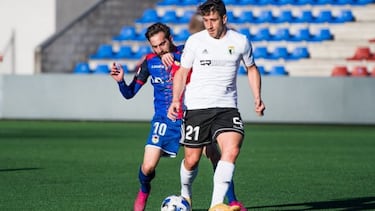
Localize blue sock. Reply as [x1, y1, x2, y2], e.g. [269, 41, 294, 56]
[226, 180, 237, 203]
[138, 166, 155, 193]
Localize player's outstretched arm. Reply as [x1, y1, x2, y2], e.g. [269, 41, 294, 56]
[247, 65, 265, 116]
[110, 62, 142, 99]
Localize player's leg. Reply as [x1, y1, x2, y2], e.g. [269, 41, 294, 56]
[205, 144, 246, 210]
[180, 146, 202, 203]
[134, 146, 162, 211]
[210, 131, 242, 208]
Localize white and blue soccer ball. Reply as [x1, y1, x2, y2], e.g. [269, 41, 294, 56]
[161, 195, 191, 211]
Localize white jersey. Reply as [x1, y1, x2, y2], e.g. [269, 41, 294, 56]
[181, 29, 255, 110]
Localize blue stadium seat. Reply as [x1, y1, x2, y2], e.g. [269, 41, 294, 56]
[157, 0, 181, 6]
[273, 10, 294, 23]
[181, 0, 200, 5]
[73, 62, 91, 74]
[179, 10, 195, 23]
[270, 28, 290, 41]
[136, 9, 159, 23]
[287, 46, 309, 60]
[294, 10, 313, 23]
[223, 0, 238, 4]
[161, 10, 179, 23]
[93, 64, 110, 74]
[290, 28, 311, 41]
[310, 28, 333, 41]
[254, 10, 274, 23]
[268, 47, 289, 60]
[268, 66, 288, 76]
[275, 0, 294, 4]
[333, 10, 354, 23]
[174, 28, 190, 41]
[253, 46, 268, 59]
[236, 11, 254, 23]
[293, 0, 313, 5]
[257, 66, 268, 75]
[226, 11, 237, 23]
[133, 45, 152, 59]
[135, 27, 148, 41]
[114, 45, 133, 59]
[90, 44, 113, 59]
[251, 28, 271, 41]
[314, 10, 334, 23]
[238, 66, 247, 75]
[238, 27, 252, 39]
[313, 0, 333, 5]
[237, 0, 257, 4]
[112, 26, 137, 41]
[333, 0, 354, 4]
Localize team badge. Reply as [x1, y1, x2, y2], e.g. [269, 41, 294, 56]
[228, 46, 235, 55]
[152, 135, 159, 144]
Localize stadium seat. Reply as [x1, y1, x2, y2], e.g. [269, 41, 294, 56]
[333, 10, 354, 23]
[133, 45, 152, 59]
[313, 0, 333, 5]
[331, 66, 350, 76]
[179, 10, 195, 23]
[73, 62, 91, 74]
[253, 10, 274, 23]
[351, 66, 369, 77]
[270, 28, 290, 41]
[223, 0, 238, 5]
[310, 28, 333, 41]
[254, 46, 268, 58]
[346, 47, 372, 60]
[90, 44, 113, 59]
[238, 27, 251, 39]
[114, 45, 133, 59]
[287, 46, 310, 60]
[294, 10, 313, 23]
[157, 0, 181, 6]
[112, 26, 137, 41]
[174, 28, 190, 41]
[238, 66, 247, 75]
[293, 0, 313, 5]
[314, 10, 334, 23]
[237, 0, 257, 4]
[251, 28, 271, 41]
[257, 65, 268, 75]
[273, 10, 294, 23]
[290, 28, 311, 41]
[181, 0, 200, 5]
[226, 11, 237, 23]
[268, 47, 289, 60]
[135, 27, 148, 41]
[333, 0, 354, 4]
[268, 66, 289, 76]
[236, 11, 254, 23]
[136, 9, 159, 23]
[93, 64, 110, 74]
[161, 10, 179, 23]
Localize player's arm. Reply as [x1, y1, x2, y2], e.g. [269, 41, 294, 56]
[246, 64, 265, 116]
[167, 66, 190, 120]
[110, 61, 148, 99]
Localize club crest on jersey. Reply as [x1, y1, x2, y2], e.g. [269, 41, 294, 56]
[152, 135, 159, 144]
[228, 46, 235, 55]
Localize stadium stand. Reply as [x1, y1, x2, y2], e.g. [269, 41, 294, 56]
[81, 0, 375, 77]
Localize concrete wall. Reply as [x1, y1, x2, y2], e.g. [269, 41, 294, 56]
[1, 75, 374, 124]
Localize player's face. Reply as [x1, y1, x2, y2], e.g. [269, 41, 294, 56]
[202, 11, 227, 39]
[149, 31, 172, 56]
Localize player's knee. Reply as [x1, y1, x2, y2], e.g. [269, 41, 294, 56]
[184, 157, 199, 170]
[141, 163, 156, 175]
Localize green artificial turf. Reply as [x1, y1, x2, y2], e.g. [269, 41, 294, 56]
[0, 121, 374, 210]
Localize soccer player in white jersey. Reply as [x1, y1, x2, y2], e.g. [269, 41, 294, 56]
[167, 0, 265, 210]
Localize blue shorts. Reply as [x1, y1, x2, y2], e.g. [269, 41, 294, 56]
[146, 115, 183, 157]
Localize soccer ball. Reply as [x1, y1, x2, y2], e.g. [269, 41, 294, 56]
[161, 195, 191, 211]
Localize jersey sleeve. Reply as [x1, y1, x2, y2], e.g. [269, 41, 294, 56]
[242, 39, 255, 67]
[180, 37, 195, 69]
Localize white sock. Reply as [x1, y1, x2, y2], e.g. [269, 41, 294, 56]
[210, 160, 235, 207]
[180, 159, 198, 200]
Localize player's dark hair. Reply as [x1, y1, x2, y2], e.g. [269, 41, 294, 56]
[145, 22, 171, 41]
[198, 0, 226, 17]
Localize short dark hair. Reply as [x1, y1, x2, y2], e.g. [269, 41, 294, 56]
[198, 0, 226, 17]
[145, 22, 171, 40]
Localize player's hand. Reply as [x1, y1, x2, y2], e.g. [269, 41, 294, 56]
[161, 53, 174, 69]
[110, 62, 124, 82]
[167, 101, 180, 121]
[254, 98, 265, 116]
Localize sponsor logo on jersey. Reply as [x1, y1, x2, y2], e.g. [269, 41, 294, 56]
[228, 46, 235, 55]
[152, 135, 159, 144]
[151, 64, 164, 69]
[200, 60, 211, 66]
[151, 76, 165, 84]
[202, 49, 208, 54]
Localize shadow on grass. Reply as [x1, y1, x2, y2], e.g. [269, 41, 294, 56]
[0, 167, 42, 172]
[192, 197, 375, 211]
